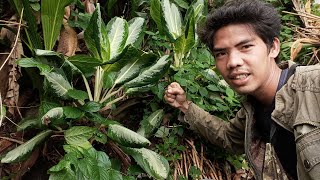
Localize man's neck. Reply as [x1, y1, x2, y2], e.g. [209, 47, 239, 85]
[252, 63, 282, 106]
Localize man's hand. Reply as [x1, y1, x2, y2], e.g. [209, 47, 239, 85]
[164, 82, 191, 113]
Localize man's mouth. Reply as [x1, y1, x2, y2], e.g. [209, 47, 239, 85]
[232, 74, 249, 80]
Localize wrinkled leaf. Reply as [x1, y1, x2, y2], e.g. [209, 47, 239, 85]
[122, 147, 169, 179]
[107, 124, 151, 148]
[65, 126, 96, 149]
[124, 55, 171, 88]
[1, 130, 53, 163]
[137, 109, 164, 138]
[41, 0, 75, 50]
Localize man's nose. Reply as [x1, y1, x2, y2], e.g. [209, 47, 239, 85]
[226, 51, 243, 69]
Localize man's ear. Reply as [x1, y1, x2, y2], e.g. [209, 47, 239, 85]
[269, 37, 280, 58]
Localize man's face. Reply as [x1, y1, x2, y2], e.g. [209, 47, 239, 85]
[212, 24, 279, 95]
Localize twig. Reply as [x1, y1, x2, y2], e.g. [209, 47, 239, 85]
[0, 136, 24, 144]
[0, 93, 3, 127]
[0, 8, 24, 71]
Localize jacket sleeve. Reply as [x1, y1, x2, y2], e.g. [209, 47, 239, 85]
[181, 103, 246, 154]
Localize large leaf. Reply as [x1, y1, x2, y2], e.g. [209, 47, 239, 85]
[114, 52, 157, 85]
[150, 0, 165, 35]
[124, 55, 171, 88]
[67, 55, 101, 75]
[137, 109, 164, 138]
[162, 0, 182, 40]
[65, 126, 96, 149]
[122, 147, 169, 179]
[1, 130, 53, 163]
[107, 17, 129, 60]
[42, 71, 72, 97]
[17, 58, 51, 72]
[107, 124, 151, 148]
[125, 17, 145, 47]
[41, 0, 75, 50]
[84, 4, 110, 61]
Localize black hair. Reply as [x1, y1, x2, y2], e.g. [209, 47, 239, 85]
[198, 0, 281, 56]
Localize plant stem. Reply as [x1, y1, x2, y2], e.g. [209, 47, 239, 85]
[82, 74, 93, 101]
[99, 94, 126, 112]
[100, 86, 124, 103]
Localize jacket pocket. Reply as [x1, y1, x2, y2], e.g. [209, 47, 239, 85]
[295, 126, 320, 179]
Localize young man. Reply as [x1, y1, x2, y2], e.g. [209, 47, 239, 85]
[164, 0, 320, 179]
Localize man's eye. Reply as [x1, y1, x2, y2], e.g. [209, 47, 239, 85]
[242, 45, 253, 49]
[215, 52, 227, 58]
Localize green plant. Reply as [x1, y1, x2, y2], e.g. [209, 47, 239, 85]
[1, 2, 172, 179]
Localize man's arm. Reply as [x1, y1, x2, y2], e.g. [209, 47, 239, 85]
[164, 82, 246, 154]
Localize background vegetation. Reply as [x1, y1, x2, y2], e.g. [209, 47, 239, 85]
[0, 0, 319, 179]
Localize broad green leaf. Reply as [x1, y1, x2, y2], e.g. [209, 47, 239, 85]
[41, 107, 64, 125]
[80, 101, 101, 112]
[125, 84, 155, 95]
[125, 17, 145, 47]
[107, 17, 129, 60]
[17, 58, 51, 72]
[124, 55, 171, 88]
[114, 53, 157, 85]
[84, 4, 110, 61]
[42, 71, 72, 97]
[63, 106, 83, 119]
[107, 124, 151, 148]
[150, 0, 165, 35]
[162, 0, 182, 40]
[41, 0, 74, 50]
[1, 130, 53, 163]
[68, 55, 101, 75]
[192, 0, 205, 23]
[65, 126, 96, 149]
[67, 89, 88, 101]
[137, 109, 164, 138]
[122, 147, 169, 179]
